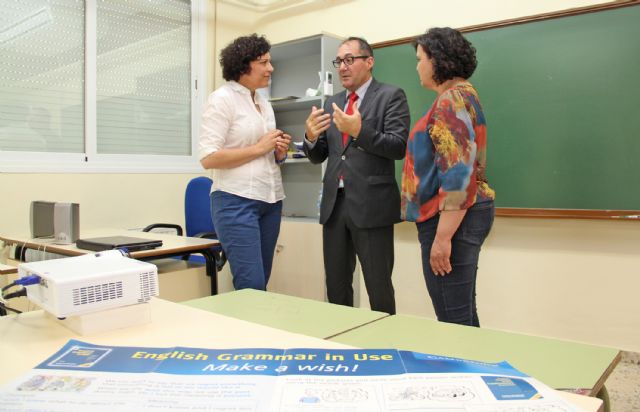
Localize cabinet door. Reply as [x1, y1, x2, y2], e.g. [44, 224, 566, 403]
[268, 220, 326, 301]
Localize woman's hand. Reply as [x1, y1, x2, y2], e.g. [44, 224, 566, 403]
[430, 209, 467, 276]
[255, 129, 284, 155]
[275, 133, 292, 161]
[430, 236, 452, 276]
[201, 129, 289, 170]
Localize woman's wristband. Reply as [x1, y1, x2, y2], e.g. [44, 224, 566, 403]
[275, 151, 288, 165]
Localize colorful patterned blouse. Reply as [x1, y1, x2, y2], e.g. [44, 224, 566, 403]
[401, 82, 495, 223]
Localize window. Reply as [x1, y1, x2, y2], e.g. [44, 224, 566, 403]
[0, 0, 205, 172]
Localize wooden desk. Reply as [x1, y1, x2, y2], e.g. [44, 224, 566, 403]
[329, 314, 620, 397]
[0, 263, 17, 275]
[0, 230, 221, 294]
[0, 297, 350, 386]
[183, 289, 389, 339]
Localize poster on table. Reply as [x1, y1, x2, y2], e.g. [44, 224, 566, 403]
[0, 339, 580, 411]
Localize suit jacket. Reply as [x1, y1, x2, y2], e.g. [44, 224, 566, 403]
[304, 78, 410, 228]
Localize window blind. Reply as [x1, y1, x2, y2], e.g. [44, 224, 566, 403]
[96, 0, 192, 156]
[0, 0, 84, 153]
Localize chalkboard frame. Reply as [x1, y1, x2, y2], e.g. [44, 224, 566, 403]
[372, 0, 640, 220]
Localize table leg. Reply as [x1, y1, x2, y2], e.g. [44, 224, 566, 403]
[201, 249, 218, 295]
[596, 385, 611, 412]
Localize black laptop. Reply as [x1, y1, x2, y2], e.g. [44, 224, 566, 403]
[76, 236, 163, 252]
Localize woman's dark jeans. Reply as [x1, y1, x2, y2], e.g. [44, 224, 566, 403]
[211, 191, 282, 291]
[416, 201, 495, 327]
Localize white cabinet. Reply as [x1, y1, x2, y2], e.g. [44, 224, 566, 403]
[269, 34, 343, 219]
[268, 220, 326, 300]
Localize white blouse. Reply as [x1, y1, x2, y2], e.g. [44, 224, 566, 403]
[198, 81, 285, 203]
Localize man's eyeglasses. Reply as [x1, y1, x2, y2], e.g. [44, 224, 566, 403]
[332, 55, 370, 68]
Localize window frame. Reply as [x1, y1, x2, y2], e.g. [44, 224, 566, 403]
[0, 0, 206, 173]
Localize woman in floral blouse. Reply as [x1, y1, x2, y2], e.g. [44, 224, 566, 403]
[401, 27, 495, 327]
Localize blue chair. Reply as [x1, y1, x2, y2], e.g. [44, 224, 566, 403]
[182, 176, 226, 271]
[144, 176, 226, 294]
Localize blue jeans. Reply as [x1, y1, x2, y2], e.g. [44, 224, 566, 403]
[210, 191, 282, 291]
[417, 201, 494, 327]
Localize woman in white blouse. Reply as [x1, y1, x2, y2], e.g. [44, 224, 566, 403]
[198, 34, 291, 290]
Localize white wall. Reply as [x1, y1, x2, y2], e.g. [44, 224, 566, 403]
[0, 174, 203, 235]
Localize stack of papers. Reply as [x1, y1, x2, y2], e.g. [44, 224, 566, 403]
[291, 141, 307, 159]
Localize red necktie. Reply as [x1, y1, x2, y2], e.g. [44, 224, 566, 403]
[342, 92, 359, 146]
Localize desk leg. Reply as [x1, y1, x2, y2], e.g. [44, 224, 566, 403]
[596, 385, 611, 412]
[201, 250, 218, 295]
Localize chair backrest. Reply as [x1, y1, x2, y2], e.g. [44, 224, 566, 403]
[184, 176, 214, 238]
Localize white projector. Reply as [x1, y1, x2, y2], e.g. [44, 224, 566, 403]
[18, 250, 159, 319]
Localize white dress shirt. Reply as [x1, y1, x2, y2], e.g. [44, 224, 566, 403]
[198, 81, 284, 203]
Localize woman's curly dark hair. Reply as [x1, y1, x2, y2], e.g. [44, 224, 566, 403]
[413, 27, 477, 85]
[220, 34, 271, 82]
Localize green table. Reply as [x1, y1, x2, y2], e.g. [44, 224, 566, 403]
[182, 289, 389, 339]
[329, 314, 620, 397]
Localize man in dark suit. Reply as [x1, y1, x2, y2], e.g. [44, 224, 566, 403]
[303, 37, 410, 314]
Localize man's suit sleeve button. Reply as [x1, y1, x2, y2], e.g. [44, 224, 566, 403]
[341, 155, 346, 160]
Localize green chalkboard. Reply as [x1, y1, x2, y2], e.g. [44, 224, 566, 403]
[374, 5, 640, 211]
